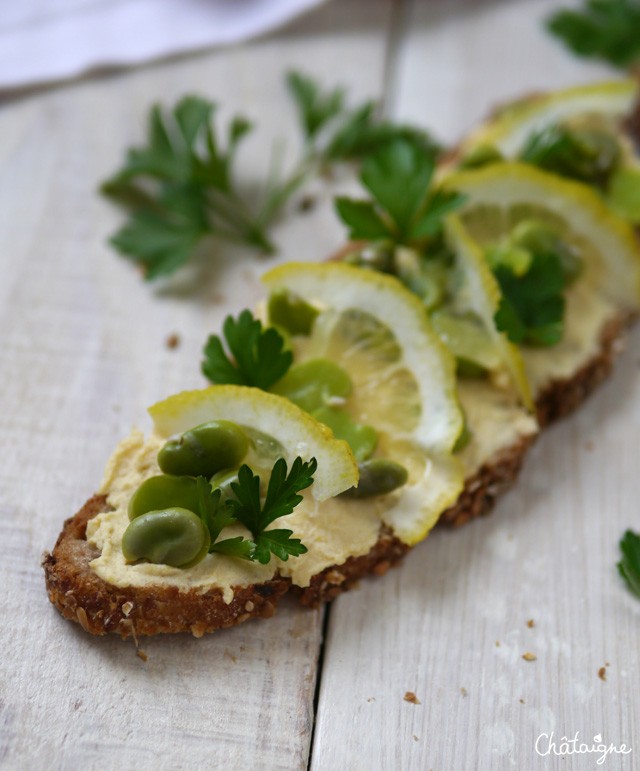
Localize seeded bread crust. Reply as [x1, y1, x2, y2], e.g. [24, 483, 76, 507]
[535, 312, 631, 426]
[43, 495, 289, 639]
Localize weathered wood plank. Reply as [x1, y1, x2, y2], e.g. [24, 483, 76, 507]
[312, 1, 639, 768]
[0, 2, 393, 767]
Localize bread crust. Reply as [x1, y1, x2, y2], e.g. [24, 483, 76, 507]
[43, 495, 289, 639]
[535, 312, 631, 426]
[42, 286, 634, 636]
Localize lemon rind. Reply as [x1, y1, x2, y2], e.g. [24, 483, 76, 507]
[462, 79, 637, 157]
[149, 385, 359, 501]
[445, 215, 534, 410]
[445, 162, 640, 309]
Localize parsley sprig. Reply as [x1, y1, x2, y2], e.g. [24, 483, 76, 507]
[202, 310, 292, 390]
[335, 139, 465, 248]
[493, 252, 567, 346]
[547, 0, 640, 70]
[618, 529, 640, 599]
[101, 72, 438, 281]
[227, 458, 315, 563]
[193, 458, 314, 564]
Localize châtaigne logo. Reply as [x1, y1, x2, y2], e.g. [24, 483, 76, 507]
[535, 731, 632, 765]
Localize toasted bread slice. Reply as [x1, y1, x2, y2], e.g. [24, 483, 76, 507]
[44, 311, 625, 635]
[43, 495, 290, 638]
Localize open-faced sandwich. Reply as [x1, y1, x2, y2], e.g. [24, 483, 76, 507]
[44, 80, 640, 638]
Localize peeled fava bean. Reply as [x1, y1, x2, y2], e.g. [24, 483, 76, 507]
[122, 508, 211, 568]
[271, 358, 352, 413]
[157, 420, 249, 478]
[128, 475, 200, 520]
[341, 458, 408, 499]
[268, 287, 319, 336]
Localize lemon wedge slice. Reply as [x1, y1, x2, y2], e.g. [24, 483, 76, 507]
[445, 162, 640, 310]
[461, 80, 637, 158]
[444, 215, 533, 410]
[458, 80, 640, 222]
[149, 385, 358, 501]
[262, 262, 464, 544]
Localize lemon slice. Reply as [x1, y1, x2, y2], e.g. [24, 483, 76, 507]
[262, 262, 464, 544]
[149, 385, 358, 501]
[444, 163, 640, 310]
[444, 215, 533, 409]
[458, 80, 640, 222]
[461, 80, 637, 158]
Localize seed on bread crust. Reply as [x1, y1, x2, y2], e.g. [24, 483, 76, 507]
[43, 495, 290, 638]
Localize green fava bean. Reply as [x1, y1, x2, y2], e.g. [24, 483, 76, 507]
[157, 420, 249, 478]
[268, 288, 319, 336]
[459, 144, 504, 170]
[122, 508, 210, 568]
[312, 405, 377, 462]
[271, 358, 352, 413]
[210, 468, 240, 499]
[510, 219, 582, 283]
[341, 458, 408, 499]
[128, 475, 200, 520]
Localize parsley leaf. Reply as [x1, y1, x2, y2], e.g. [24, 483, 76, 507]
[547, 0, 640, 69]
[335, 139, 464, 246]
[618, 529, 640, 599]
[196, 477, 255, 559]
[102, 74, 440, 283]
[286, 71, 345, 141]
[493, 250, 566, 346]
[102, 96, 274, 280]
[202, 310, 292, 390]
[227, 458, 315, 564]
[519, 124, 621, 189]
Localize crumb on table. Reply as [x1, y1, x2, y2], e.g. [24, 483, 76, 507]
[522, 652, 537, 662]
[165, 333, 181, 349]
[404, 691, 421, 705]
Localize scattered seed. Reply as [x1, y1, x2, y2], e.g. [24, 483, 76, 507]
[522, 652, 537, 662]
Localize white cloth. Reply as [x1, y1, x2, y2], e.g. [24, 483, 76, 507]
[0, 0, 328, 91]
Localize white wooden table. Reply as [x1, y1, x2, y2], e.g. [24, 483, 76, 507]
[1, 1, 638, 768]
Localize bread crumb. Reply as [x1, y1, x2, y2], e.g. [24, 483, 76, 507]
[522, 652, 537, 662]
[519, 698, 525, 704]
[413, 735, 419, 742]
[404, 691, 421, 705]
[495, 640, 501, 647]
[460, 687, 468, 697]
[526, 619, 535, 628]
[298, 195, 317, 213]
[367, 697, 375, 703]
[165, 333, 180, 349]
[598, 666, 607, 681]
[224, 650, 237, 663]
[136, 649, 148, 662]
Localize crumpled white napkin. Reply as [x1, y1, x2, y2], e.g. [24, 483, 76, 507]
[0, 0, 329, 91]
